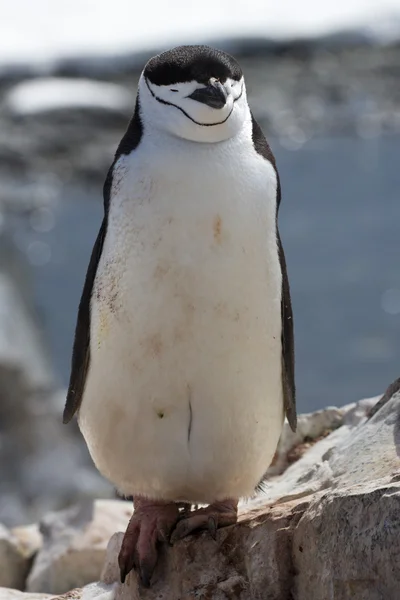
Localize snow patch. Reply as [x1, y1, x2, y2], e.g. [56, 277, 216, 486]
[5, 78, 132, 115]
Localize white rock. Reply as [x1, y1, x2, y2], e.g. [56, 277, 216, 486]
[329, 390, 400, 485]
[255, 394, 380, 507]
[27, 500, 131, 595]
[0, 584, 116, 600]
[267, 405, 346, 476]
[0, 524, 39, 589]
[81, 582, 117, 600]
[0, 589, 51, 600]
[11, 524, 43, 559]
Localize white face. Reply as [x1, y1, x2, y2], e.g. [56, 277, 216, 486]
[138, 75, 249, 143]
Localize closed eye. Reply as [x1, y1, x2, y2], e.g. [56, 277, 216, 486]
[170, 89, 178, 92]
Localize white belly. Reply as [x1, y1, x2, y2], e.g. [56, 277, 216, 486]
[78, 141, 284, 503]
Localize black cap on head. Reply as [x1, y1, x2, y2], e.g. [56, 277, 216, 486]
[144, 45, 242, 86]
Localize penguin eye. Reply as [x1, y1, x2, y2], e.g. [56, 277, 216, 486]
[170, 89, 178, 92]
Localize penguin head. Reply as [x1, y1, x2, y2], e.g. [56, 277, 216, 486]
[138, 45, 248, 143]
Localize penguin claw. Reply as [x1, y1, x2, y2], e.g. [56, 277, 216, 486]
[170, 499, 238, 544]
[118, 498, 180, 586]
[207, 515, 217, 540]
[119, 553, 135, 584]
[139, 567, 151, 588]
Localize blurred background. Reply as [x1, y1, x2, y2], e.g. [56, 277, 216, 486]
[0, 0, 399, 526]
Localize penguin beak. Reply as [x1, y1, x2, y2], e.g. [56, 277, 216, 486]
[187, 80, 228, 109]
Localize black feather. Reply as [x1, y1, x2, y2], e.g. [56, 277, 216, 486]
[63, 98, 143, 423]
[251, 113, 297, 432]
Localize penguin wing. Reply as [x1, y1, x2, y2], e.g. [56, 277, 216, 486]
[63, 108, 143, 425]
[251, 113, 296, 431]
[277, 229, 297, 432]
[63, 217, 106, 424]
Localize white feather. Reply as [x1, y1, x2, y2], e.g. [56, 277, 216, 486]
[78, 91, 284, 503]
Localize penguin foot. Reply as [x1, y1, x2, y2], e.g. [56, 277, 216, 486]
[170, 498, 238, 544]
[118, 497, 180, 587]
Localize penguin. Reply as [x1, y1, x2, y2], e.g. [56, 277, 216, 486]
[63, 45, 296, 587]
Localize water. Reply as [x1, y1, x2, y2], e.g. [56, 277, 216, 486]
[31, 136, 400, 413]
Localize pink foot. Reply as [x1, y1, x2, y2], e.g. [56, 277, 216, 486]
[118, 497, 180, 586]
[170, 498, 238, 544]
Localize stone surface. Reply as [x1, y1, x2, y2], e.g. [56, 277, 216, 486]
[255, 395, 380, 508]
[0, 585, 116, 600]
[102, 502, 306, 600]
[0, 525, 38, 590]
[0, 590, 51, 600]
[27, 500, 131, 595]
[294, 478, 400, 600]
[52, 583, 117, 600]
[267, 404, 352, 477]
[11, 525, 43, 560]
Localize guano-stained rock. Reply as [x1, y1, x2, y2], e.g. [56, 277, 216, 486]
[0, 524, 40, 590]
[27, 501, 131, 595]
[0, 589, 51, 600]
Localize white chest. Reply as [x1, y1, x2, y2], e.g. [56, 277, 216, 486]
[78, 132, 284, 502]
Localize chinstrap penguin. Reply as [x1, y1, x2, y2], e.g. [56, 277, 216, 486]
[64, 45, 296, 587]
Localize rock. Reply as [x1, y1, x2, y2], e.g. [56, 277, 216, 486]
[294, 479, 400, 600]
[78, 582, 116, 600]
[367, 377, 400, 419]
[27, 500, 131, 595]
[0, 585, 115, 600]
[0, 590, 51, 600]
[0, 524, 39, 590]
[11, 524, 43, 560]
[94, 381, 400, 599]
[102, 501, 306, 600]
[267, 404, 349, 477]
[256, 395, 379, 507]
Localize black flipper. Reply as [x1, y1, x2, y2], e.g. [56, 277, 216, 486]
[277, 230, 296, 431]
[251, 114, 297, 431]
[63, 217, 107, 423]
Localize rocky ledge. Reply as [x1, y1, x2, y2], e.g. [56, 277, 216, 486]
[1, 377, 399, 600]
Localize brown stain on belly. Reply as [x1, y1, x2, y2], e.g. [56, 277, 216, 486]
[213, 214, 222, 244]
[107, 404, 126, 432]
[214, 302, 241, 323]
[214, 301, 228, 317]
[153, 261, 171, 282]
[142, 333, 164, 358]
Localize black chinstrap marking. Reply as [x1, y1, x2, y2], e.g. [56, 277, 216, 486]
[145, 78, 243, 127]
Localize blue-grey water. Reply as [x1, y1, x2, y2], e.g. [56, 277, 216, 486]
[30, 136, 400, 413]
